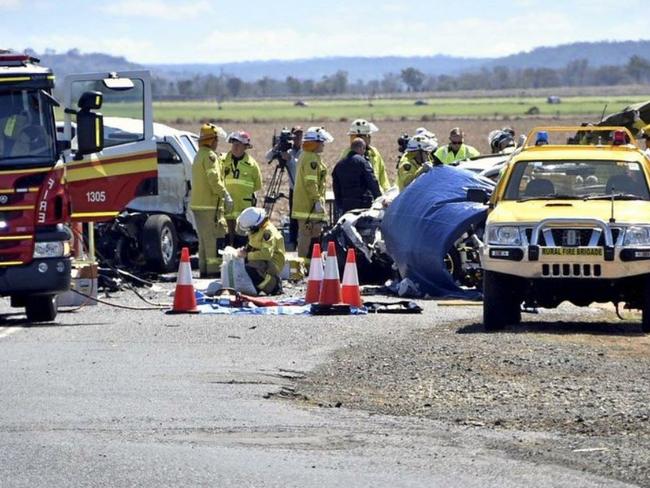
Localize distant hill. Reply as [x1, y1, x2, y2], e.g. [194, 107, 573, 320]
[150, 55, 489, 82]
[483, 40, 650, 70]
[21, 39, 650, 85]
[149, 40, 650, 81]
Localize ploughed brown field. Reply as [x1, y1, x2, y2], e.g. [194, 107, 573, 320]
[174, 117, 586, 220]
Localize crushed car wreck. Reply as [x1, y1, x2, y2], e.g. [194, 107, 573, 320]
[324, 166, 494, 298]
[382, 165, 495, 299]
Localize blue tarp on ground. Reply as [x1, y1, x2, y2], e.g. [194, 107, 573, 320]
[382, 165, 494, 299]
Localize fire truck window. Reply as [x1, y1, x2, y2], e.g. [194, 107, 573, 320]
[1, 91, 55, 161]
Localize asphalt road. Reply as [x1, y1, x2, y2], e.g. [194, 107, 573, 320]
[0, 287, 638, 487]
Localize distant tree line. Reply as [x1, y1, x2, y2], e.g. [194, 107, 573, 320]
[151, 56, 650, 100]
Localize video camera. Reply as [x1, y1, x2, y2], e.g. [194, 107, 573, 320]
[268, 127, 295, 165]
[397, 132, 410, 154]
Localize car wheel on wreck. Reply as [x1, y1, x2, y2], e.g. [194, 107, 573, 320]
[142, 214, 179, 273]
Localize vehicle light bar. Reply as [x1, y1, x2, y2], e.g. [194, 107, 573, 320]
[0, 53, 40, 66]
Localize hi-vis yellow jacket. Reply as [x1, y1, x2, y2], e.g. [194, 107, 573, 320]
[222, 152, 262, 219]
[190, 146, 227, 211]
[247, 221, 286, 275]
[396, 152, 428, 191]
[291, 150, 327, 221]
[339, 145, 389, 192]
[434, 144, 480, 164]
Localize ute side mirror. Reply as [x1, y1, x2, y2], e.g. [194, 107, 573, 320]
[467, 188, 489, 204]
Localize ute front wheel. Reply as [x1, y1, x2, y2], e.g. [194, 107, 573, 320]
[25, 294, 57, 323]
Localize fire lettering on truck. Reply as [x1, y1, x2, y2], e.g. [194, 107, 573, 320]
[38, 177, 56, 223]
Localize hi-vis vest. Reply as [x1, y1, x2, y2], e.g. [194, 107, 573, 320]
[396, 152, 429, 191]
[434, 144, 479, 164]
[247, 221, 286, 274]
[190, 146, 227, 210]
[222, 152, 262, 219]
[292, 150, 327, 221]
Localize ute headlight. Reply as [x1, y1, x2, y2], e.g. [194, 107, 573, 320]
[33, 241, 70, 258]
[623, 226, 650, 246]
[487, 225, 522, 245]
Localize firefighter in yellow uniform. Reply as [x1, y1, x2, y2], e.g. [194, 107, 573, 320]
[292, 127, 334, 258]
[396, 135, 437, 191]
[222, 131, 263, 248]
[339, 119, 390, 192]
[190, 123, 233, 277]
[236, 207, 285, 295]
[434, 127, 480, 164]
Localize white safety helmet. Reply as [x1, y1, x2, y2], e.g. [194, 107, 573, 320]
[414, 128, 437, 145]
[236, 207, 266, 234]
[406, 134, 437, 153]
[303, 126, 334, 143]
[227, 130, 252, 146]
[348, 119, 379, 135]
[415, 127, 435, 138]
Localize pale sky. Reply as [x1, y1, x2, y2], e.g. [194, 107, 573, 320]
[1, 0, 646, 64]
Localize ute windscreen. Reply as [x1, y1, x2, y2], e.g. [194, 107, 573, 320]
[504, 160, 650, 201]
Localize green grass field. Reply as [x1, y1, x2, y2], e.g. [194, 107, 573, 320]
[66, 95, 650, 123]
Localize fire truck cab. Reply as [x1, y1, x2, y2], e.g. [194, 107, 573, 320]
[0, 51, 156, 321]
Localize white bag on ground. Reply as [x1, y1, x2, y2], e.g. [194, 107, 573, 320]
[220, 246, 257, 295]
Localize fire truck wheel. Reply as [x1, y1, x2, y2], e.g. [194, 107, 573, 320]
[143, 214, 178, 273]
[25, 294, 57, 323]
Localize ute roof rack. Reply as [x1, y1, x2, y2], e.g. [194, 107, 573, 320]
[522, 126, 639, 150]
[0, 52, 41, 67]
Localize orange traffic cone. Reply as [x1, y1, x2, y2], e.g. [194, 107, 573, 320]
[319, 241, 342, 305]
[341, 248, 363, 308]
[305, 243, 323, 304]
[167, 247, 199, 314]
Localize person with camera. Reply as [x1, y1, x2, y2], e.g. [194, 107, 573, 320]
[264, 126, 303, 248]
[340, 119, 390, 193]
[332, 137, 381, 216]
[292, 127, 333, 258]
[190, 123, 233, 278]
[236, 207, 286, 295]
[222, 131, 263, 248]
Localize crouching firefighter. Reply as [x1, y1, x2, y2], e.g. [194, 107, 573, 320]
[236, 207, 286, 295]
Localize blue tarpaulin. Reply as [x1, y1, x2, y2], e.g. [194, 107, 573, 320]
[382, 165, 494, 299]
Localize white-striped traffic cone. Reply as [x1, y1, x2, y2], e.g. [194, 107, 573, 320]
[305, 243, 324, 304]
[341, 248, 363, 308]
[167, 247, 199, 314]
[319, 241, 342, 305]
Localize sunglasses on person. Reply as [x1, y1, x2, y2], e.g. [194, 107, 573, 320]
[450, 140, 463, 146]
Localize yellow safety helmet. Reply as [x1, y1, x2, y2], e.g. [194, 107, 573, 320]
[199, 123, 227, 144]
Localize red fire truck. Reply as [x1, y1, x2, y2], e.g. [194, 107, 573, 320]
[0, 52, 157, 321]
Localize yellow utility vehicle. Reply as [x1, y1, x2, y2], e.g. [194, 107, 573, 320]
[475, 126, 650, 332]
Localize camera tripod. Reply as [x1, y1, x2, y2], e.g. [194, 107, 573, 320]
[263, 156, 295, 216]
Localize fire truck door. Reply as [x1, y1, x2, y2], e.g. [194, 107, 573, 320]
[63, 71, 157, 222]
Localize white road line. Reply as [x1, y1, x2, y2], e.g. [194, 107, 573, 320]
[0, 327, 21, 339]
